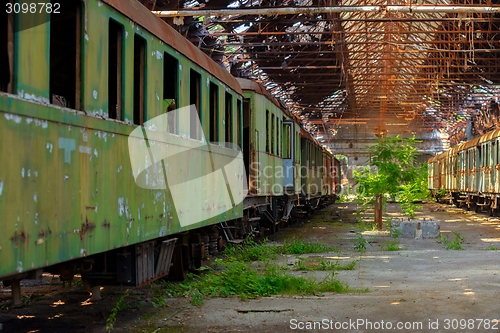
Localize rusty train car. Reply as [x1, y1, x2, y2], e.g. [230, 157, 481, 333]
[0, 0, 339, 303]
[428, 129, 500, 215]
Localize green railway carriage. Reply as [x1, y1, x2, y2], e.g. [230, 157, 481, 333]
[300, 128, 324, 209]
[237, 78, 302, 232]
[0, 0, 245, 297]
[428, 128, 500, 215]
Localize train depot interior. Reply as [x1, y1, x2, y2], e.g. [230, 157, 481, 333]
[1, 0, 500, 332]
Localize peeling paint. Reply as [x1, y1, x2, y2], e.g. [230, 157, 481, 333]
[64, 175, 69, 180]
[17, 262, 23, 273]
[27, 169, 31, 177]
[118, 197, 125, 216]
[154, 50, 162, 59]
[33, 192, 37, 202]
[156, 92, 160, 100]
[26, 117, 33, 124]
[125, 31, 129, 38]
[117, 165, 122, 172]
[34, 171, 38, 177]
[34, 119, 48, 128]
[79, 146, 92, 154]
[0, 180, 3, 196]
[93, 90, 98, 99]
[93, 149, 98, 157]
[46, 142, 53, 153]
[84, 33, 89, 41]
[21, 168, 25, 178]
[4, 113, 22, 123]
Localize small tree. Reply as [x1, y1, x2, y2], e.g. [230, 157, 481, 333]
[353, 135, 429, 218]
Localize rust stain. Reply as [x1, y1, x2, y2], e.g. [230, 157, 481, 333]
[85, 206, 96, 210]
[10, 231, 27, 248]
[102, 218, 111, 228]
[80, 217, 96, 241]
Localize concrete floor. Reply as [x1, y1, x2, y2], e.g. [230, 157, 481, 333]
[162, 202, 500, 333]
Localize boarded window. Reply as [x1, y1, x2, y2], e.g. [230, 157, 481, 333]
[50, 0, 82, 109]
[0, 2, 14, 93]
[133, 34, 146, 125]
[190, 70, 201, 139]
[209, 82, 218, 142]
[163, 52, 178, 133]
[108, 19, 123, 120]
[225, 92, 233, 143]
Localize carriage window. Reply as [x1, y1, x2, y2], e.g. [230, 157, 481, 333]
[271, 115, 275, 154]
[108, 19, 123, 119]
[209, 82, 218, 142]
[282, 123, 291, 159]
[225, 92, 232, 143]
[163, 52, 178, 133]
[266, 110, 270, 153]
[50, 0, 82, 109]
[236, 99, 242, 147]
[0, 3, 14, 93]
[133, 34, 146, 125]
[190, 70, 201, 139]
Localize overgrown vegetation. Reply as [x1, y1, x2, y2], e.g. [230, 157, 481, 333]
[223, 237, 339, 262]
[152, 238, 361, 306]
[437, 232, 465, 250]
[353, 135, 430, 218]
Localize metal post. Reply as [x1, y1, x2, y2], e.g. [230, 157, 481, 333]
[375, 194, 383, 230]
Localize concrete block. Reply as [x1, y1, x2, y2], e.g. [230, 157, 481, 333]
[390, 219, 440, 239]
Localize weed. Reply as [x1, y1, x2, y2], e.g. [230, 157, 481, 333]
[353, 232, 370, 253]
[389, 226, 402, 239]
[437, 232, 464, 250]
[106, 290, 129, 333]
[382, 242, 404, 251]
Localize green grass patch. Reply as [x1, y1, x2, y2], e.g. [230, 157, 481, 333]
[293, 258, 359, 271]
[381, 242, 405, 251]
[481, 246, 499, 251]
[154, 260, 357, 306]
[280, 238, 338, 254]
[223, 237, 338, 262]
[437, 232, 465, 250]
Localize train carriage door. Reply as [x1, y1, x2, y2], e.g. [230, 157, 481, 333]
[283, 121, 294, 193]
[243, 99, 250, 188]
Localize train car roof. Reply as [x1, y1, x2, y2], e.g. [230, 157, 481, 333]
[460, 136, 481, 150]
[428, 155, 437, 163]
[236, 78, 296, 119]
[103, 0, 242, 95]
[479, 128, 500, 144]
